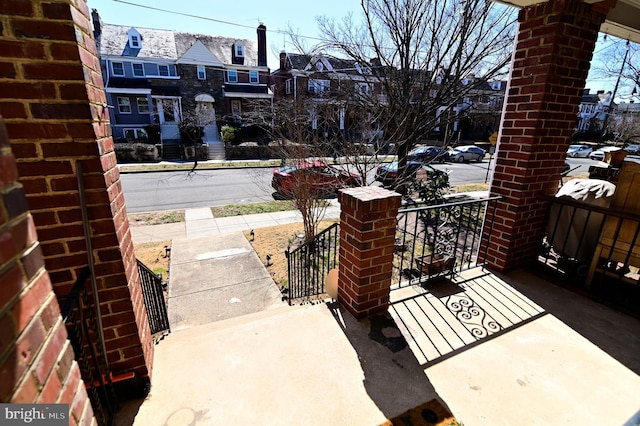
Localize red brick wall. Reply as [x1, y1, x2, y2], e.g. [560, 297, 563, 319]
[486, 0, 611, 271]
[338, 187, 401, 318]
[0, 0, 153, 384]
[0, 119, 94, 423]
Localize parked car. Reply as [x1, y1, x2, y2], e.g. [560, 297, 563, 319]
[272, 161, 362, 196]
[407, 145, 448, 163]
[566, 144, 593, 158]
[375, 161, 446, 187]
[625, 144, 640, 155]
[447, 145, 486, 162]
[589, 146, 622, 161]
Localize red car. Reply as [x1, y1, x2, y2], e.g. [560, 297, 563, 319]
[272, 161, 362, 197]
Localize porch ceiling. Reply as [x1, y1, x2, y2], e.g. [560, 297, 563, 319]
[496, 0, 640, 44]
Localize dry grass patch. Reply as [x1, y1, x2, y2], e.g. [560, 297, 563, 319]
[244, 219, 339, 288]
[134, 240, 171, 283]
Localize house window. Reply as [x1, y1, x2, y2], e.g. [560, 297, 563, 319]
[159, 65, 169, 76]
[132, 63, 144, 77]
[234, 43, 244, 57]
[197, 65, 206, 80]
[308, 79, 330, 95]
[117, 97, 131, 113]
[124, 128, 148, 140]
[137, 97, 149, 113]
[249, 70, 259, 84]
[111, 62, 124, 76]
[227, 70, 238, 83]
[128, 28, 142, 49]
[356, 83, 370, 95]
[285, 79, 292, 95]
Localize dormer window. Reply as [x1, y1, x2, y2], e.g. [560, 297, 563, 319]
[128, 28, 142, 49]
[234, 42, 244, 58]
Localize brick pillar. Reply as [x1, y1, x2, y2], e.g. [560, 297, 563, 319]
[0, 120, 94, 423]
[338, 187, 401, 319]
[0, 1, 153, 386]
[486, 0, 614, 271]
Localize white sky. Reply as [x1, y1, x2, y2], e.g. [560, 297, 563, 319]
[88, 0, 630, 100]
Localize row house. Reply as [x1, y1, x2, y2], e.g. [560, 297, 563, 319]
[271, 52, 507, 147]
[437, 77, 507, 143]
[271, 53, 386, 145]
[576, 88, 610, 134]
[92, 10, 271, 158]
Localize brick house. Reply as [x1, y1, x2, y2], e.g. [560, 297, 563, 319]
[271, 52, 507, 146]
[271, 53, 386, 145]
[92, 10, 272, 158]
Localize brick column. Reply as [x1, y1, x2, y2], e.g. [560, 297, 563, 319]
[486, 0, 614, 271]
[0, 120, 94, 423]
[0, 1, 153, 386]
[338, 187, 401, 319]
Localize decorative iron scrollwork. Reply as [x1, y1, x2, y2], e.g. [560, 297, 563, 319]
[446, 294, 502, 339]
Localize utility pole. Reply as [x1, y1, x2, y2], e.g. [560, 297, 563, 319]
[600, 40, 630, 142]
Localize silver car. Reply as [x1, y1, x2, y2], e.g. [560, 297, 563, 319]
[447, 145, 486, 162]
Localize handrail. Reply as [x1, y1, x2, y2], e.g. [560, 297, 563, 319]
[60, 267, 91, 322]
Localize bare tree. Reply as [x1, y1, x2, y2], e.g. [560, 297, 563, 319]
[309, 0, 516, 189]
[590, 38, 640, 101]
[245, 91, 366, 242]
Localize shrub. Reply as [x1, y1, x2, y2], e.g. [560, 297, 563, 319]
[221, 125, 239, 144]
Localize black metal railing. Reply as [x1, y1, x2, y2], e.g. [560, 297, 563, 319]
[61, 267, 117, 426]
[285, 222, 340, 304]
[393, 196, 501, 288]
[538, 196, 640, 314]
[137, 259, 170, 337]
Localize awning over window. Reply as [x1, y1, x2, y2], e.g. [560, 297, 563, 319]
[195, 93, 215, 102]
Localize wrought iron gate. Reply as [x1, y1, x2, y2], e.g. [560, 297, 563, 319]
[285, 222, 340, 304]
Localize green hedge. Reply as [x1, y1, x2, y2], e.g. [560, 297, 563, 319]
[114, 143, 160, 162]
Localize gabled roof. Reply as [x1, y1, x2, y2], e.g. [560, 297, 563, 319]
[99, 24, 178, 59]
[286, 53, 371, 77]
[176, 40, 224, 67]
[98, 23, 262, 68]
[175, 32, 260, 67]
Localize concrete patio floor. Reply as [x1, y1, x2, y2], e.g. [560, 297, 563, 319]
[117, 267, 640, 425]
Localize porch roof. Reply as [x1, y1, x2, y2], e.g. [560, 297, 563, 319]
[495, 0, 640, 44]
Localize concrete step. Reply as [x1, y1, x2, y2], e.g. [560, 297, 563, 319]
[206, 142, 226, 160]
[167, 302, 310, 339]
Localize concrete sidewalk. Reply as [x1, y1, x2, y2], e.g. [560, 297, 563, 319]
[130, 200, 341, 243]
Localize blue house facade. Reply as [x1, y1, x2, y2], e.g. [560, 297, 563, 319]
[92, 10, 271, 159]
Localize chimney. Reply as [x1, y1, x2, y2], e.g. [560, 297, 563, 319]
[91, 8, 102, 39]
[279, 51, 287, 70]
[257, 23, 267, 67]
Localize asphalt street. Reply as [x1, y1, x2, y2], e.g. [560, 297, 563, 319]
[119, 157, 594, 212]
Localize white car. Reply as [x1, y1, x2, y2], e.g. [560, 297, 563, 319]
[566, 144, 593, 158]
[589, 146, 622, 161]
[625, 144, 640, 155]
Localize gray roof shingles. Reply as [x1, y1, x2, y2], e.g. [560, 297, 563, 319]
[99, 23, 259, 67]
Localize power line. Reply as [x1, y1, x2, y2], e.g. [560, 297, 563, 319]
[112, 0, 326, 43]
